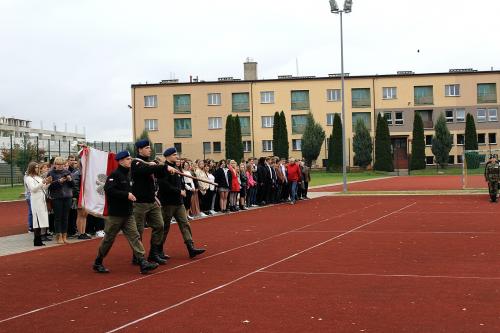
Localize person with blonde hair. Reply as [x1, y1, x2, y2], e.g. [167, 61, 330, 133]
[48, 156, 74, 244]
[228, 160, 240, 212]
[25, 162, 52, 246]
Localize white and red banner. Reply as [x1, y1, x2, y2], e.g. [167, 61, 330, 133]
[79, 147, 117, 216]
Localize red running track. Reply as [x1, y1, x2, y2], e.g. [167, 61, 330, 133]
[1, 194, 500, 332]
[310, 175, 487, 192]
[0, 200, 28, 236]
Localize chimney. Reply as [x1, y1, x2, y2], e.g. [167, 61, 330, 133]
[244, 58, 258, 80]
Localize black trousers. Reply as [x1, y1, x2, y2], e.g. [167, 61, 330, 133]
[52, 198, 72, 234]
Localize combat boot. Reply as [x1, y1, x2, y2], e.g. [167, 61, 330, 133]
[186, 240, 206, 259]
[157, 245, 171, 260]
[139, 258, 159, 274]
[131, 255, 140, 266]
[93, 256, 109, 273]
[148, 250, 167, 265]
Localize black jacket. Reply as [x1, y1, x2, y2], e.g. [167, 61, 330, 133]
[131, 155, 167, 203]
[48, 169, 74, 199]
[213, 167, 231, 189]
[157, 161, 183, 206]
[104, 165, 133, 217]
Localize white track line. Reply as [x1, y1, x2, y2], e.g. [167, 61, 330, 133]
[293, 230, 500, 234]
[106, 201, 416, 333]
[258, 271, 500, 281]
[0, 202, 379, 325]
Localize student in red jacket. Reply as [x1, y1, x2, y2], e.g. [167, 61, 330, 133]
[286, 158, 302, 204]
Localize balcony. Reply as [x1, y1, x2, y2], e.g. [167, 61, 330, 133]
[422, 120, 434, 129]
[174, 129, 192, 138]
[173, 104, 191, 114]
[291, 101, 310, 110]
[478, 93, 497, 104]
[232, 102, 250, 112]
[352, 98, 371, 108]
[414, 96, 433, 105]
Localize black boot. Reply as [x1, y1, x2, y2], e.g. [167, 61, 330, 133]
[93, 256, 109, 273]
[34, 234, 45, 247]
[148, 249, 167, 265]
[186, 240, 206, 259]
[131, 255, 140, 266]
[157, 245, 171, 260]
[139, 258, 159, 274]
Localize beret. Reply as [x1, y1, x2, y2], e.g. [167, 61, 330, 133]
[115, 150, 131, 161]
[163, 147, 177, 157]
[135, 139, 150, 149]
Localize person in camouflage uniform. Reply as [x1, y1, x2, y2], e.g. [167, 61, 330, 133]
[484, 154, 500, 203]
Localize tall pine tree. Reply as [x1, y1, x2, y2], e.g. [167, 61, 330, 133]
[233, 115, 244, 162]
[464, 113, 478, 150]
[374, 113, 394, 172]
[225, 115, 234, 160]
[136, 129, 154, 157]
[272, 111, 282, 157]
[327, 113, 343, 171]
[410, 112, 426, 170]
[431, 113, 453, 168]
[301, 113, 325, 167]
[279, 111, 289, 159]
[352, 119, 372, 169]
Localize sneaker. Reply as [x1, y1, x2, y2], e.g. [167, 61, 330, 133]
[96, 230, 105, 238]
[209, 210, 216, 215]
[199, 212, 208, 217]
[187, 215, 194, 220]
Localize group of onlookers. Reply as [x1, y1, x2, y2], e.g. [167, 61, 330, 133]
[24, 155, 104, 246]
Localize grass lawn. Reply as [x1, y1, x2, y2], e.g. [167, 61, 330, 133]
[0, 185, 25, 201]
[310, 171, 390, 187]
[409, 166, 483, 176]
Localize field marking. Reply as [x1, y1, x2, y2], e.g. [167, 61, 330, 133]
[293, 230, 500, 235]
[106, 201, 416, 332]
[258, 270, 500, 281]
[0, 202, 379, 325]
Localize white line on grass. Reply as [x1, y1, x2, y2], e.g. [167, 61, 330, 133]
[258, 271, 500, 280]
[106, 201, 416, 333]
[0, 202, 379, 325]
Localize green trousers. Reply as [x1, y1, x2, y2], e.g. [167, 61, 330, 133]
[161, 204, 193, 246]
[133, 202, 164, 250]
[97, 215, 145, 259]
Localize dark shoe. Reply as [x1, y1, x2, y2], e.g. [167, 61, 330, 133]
[186, 240, 206, 259]
[139, 259, 159, 274]
[240, 205, 248, 210]
[78, 233, 92, 240]
[93, 256, 109, 273]
[41, 234, 53, 242]
[34, 235, 45, 247]
[148, 253, 167, 265]
[131, 255, 140, 266]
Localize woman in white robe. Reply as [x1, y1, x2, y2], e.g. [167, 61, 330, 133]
[25, 162, 52, 246]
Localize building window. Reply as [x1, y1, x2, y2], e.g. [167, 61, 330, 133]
[291, 115, 308, 134]
[208, 117, 222, 130]
[383, 112, 393, 125]
[445, 84, 460, 97]
[243, 140, 252, 152]
[477, 83, 497, 103]
[352, 112, 371, 130]
[457, 134, 464, 145]
[262, 140, 273, 152]
[457, 155, 463, 164]
[327, 89, 341, 102]
[213, 141, 221, 153]
[326, 113, 334, 126]
[208, 93, 221, 106]
[144, 119, 158, 131]
[395, 112, 404, 125]
[455, 109, 465, 122]
[173, 94, 191, 113]
[426, 156, 434, 165]
[448, 155, 455, 164]
[144, 95, 158, 108]
[174, 118, 192, 138]
[478, 133, 486, 145]
[174, 142, 182, 154]
[414, 86, 433, 105]
[291, 90, 310, 110]
[351, 88, 371, 108]
[153, 143, 163, 155]
[232, 93, 250, 112]
[488, 108, 498, 121]
[382, 87, 397, 99]
[445, 110, 454, 123]
[260, 91, 275, 104]
[203, 142, 211, 154]
[477, 109, 487, 122]
[239, 116, 251, 136]
[416, 110, 433, 128]
[489, 133, 497, 145]
[292, 139, 302, 151]
[262, 116, 274, 128]
[425, 135, 433, 146]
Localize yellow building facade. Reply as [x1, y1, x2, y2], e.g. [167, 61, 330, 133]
[131, 67, 500, 168]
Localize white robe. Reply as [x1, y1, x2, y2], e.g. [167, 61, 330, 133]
[25, 176, 49, 229]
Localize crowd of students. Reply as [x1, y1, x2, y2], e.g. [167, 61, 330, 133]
[23, 154, 312, 247]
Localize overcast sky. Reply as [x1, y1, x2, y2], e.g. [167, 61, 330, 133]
[1, 0, 499, 141]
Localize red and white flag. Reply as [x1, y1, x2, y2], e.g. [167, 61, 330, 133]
[79, 147, 117, 216]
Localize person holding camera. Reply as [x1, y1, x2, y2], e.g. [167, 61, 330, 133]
[48, 156, 74, 244]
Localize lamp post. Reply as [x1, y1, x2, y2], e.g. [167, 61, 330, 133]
[329, 0, 352, 193]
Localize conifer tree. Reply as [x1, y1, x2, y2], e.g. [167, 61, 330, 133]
[272, 111, 282, 157]
[225, 115, 234, 160]
[410, 112, 426, 170]
[327, 113, 343, 171]
[431, 113, 453, 168]
[301, 113, 325, 167]
[374, 114, 394, 171]
[464, 113, 478, 151]
[279, 111, 289, 159]
[233, 115, 244, 162]
[352, 119, 372, 169]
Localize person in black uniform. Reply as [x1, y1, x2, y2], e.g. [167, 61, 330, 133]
[93, 151, 159, 274]
[131, 139, 175, 265]
[157, 147, 206, 258]
[484, 154, 500, 203]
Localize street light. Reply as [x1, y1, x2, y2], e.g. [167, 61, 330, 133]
[329, 0, 352, 193]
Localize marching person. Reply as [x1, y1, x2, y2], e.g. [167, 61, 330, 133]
[484, 153, 500, 203]
[131, 139, 174, 265]
[93, 151, 159, 274]
[158, 147, 206, 259]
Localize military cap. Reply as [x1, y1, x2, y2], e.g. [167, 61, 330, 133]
[115, 150, 131, 161]
[135, 139, 150, 149]
[163, 147, 177, 157]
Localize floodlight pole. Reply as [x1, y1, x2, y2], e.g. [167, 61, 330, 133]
[330, 1, 351, 193]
